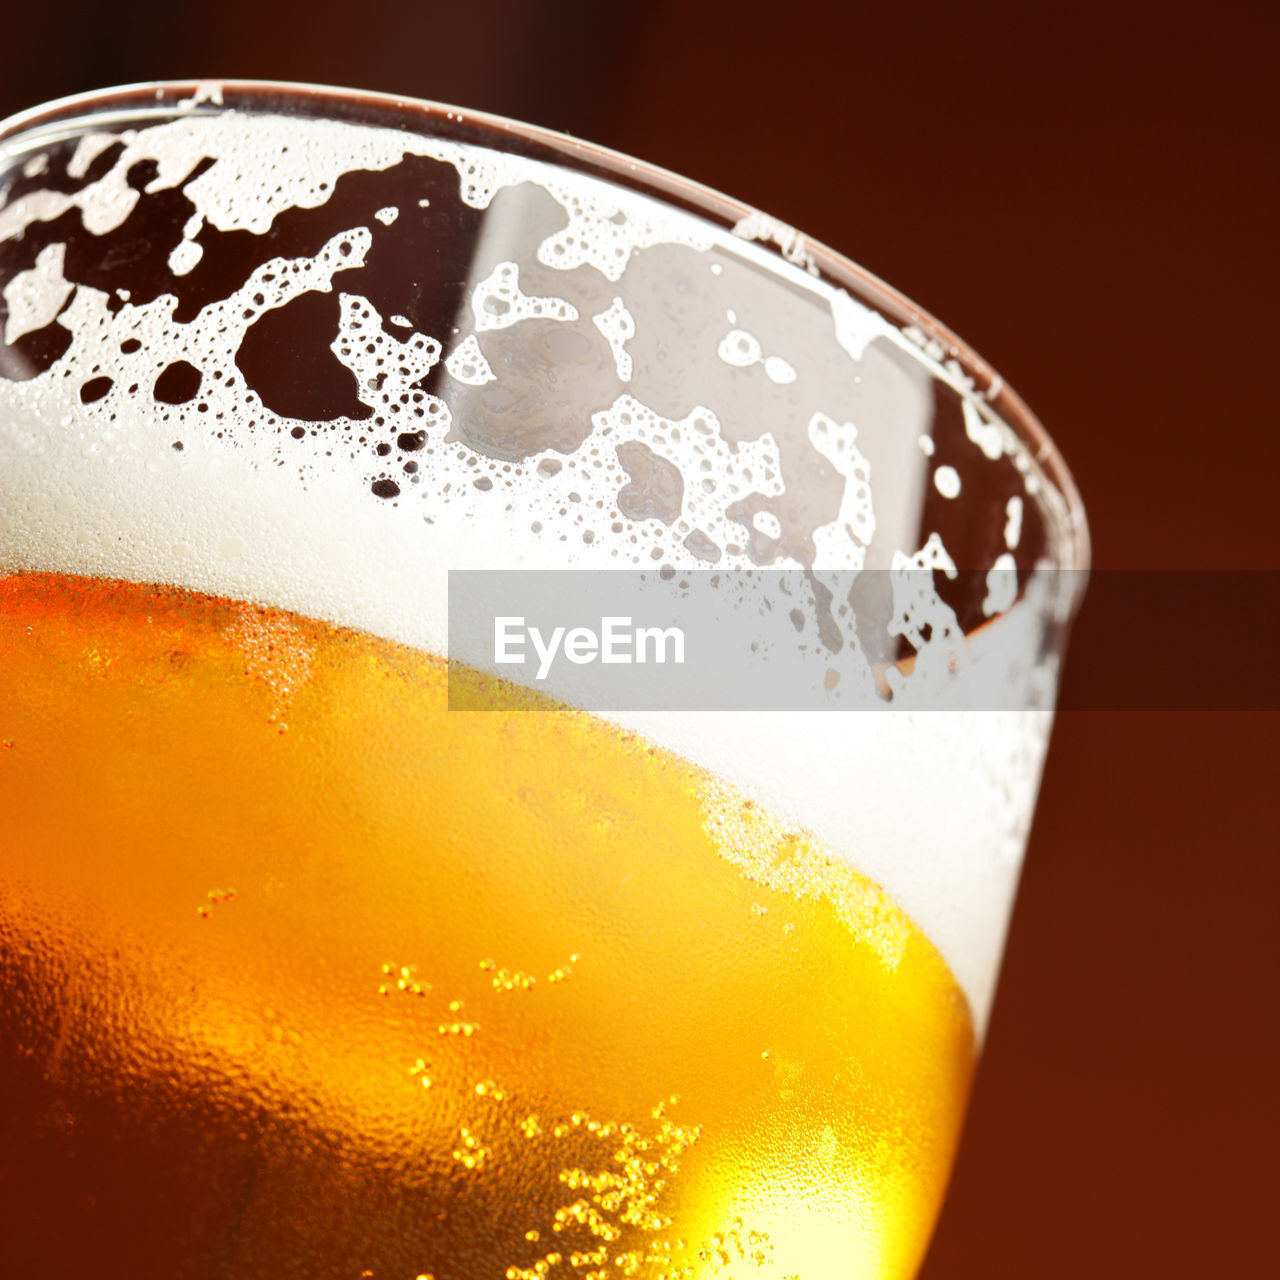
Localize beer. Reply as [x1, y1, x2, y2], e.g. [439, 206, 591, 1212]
[1, 571, 973, 1279]
[0, 82, 1087, 1280]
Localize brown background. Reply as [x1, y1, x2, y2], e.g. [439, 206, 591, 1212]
[3, 1, 1276, 1274]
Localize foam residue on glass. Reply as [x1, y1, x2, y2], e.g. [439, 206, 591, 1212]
[0, 106, 1065, 1028]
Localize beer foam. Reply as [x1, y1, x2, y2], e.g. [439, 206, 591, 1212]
[0, 102, 1071, 1030]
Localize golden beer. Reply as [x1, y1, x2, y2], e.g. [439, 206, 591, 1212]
[0, 571, 973, 1280]
[0, 80, 1088, 1280]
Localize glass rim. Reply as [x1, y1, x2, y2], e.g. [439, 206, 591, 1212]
[0, 77, 1091, 591]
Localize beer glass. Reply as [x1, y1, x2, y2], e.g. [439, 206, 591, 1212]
[0, 82, 1088, 1279]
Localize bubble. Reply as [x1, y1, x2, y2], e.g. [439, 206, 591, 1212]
[153, 361, 202, 405]
[933, 465, 961, 499]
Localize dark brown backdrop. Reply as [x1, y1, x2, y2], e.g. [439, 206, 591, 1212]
[3, 1, 1276, 1275]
